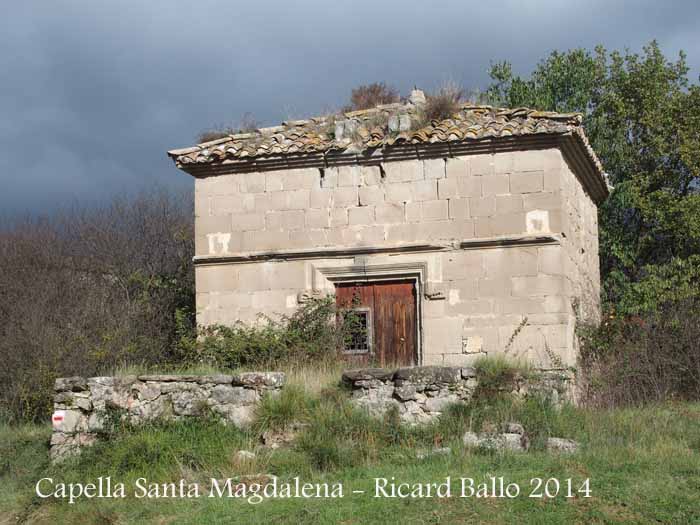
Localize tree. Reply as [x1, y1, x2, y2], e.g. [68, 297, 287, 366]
[487, 41, 700, 314]
[0, 189, 195, 421]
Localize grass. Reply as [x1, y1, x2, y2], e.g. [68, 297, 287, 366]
[111, 358, 345, 394]
[110, 363, 230, 377]
[472, 354, 535, 382]
[2, 366, 700, 524]
[411, 82, 464, 130]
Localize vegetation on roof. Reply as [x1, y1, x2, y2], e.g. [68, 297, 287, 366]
[342, 81, 400, 112]
[197, 113, 260, 144]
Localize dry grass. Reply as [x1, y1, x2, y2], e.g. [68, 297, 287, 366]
[109, 359, 346, 394]
[109, 362, 228, 377]
[197, 113, 260, 143]
[343, 82, 399, 112]
[280, 359, 346, 393]
[413, 81, 464, 129]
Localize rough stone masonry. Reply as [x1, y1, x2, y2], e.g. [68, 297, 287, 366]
[343, 366, 572, 425]
[50, 372, 284, 461]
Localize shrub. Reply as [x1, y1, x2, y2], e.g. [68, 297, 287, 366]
[343, 82, 400, 112]
[188, 296, 363, 369]
[421, 82, 463, 123]
[579, 297, 700, 407]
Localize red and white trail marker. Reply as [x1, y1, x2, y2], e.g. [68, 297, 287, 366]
[52, 410, 66, 429]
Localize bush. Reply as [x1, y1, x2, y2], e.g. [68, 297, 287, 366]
[185, 296, 363, 369]
[343, 82, 400, 112]
[579, 297, 700, 407]
[421, 82, 463, 124]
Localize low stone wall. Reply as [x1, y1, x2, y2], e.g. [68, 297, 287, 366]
[342, 366, 572, 425]
[50, 372, 284, 461]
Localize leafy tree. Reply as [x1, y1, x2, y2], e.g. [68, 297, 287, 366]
[487, 41, 700, 314]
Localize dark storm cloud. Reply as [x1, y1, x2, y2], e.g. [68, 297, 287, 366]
[1, 0, 698, 214]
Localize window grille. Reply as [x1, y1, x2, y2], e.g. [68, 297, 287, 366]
[344, 307, 372, 354]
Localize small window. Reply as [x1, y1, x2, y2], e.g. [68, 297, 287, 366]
[344, 307, 372, 355]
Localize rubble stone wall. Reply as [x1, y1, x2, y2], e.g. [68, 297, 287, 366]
[50, 372, 284, 461]
[343, 366, 573, 425]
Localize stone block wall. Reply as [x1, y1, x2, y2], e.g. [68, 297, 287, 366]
[343, 366, 573, 425]
[50, 372, 284, 461]
[559, 159, 601, 326]
[194, 150, 566, 258]
[194, 148, 601, 368]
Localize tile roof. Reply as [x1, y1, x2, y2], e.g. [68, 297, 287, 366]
[167, 93, 606, 201]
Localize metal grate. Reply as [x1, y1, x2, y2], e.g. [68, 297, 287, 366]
[345, 308, 371, 354]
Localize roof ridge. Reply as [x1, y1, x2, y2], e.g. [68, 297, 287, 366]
[169, 103, 589, 163]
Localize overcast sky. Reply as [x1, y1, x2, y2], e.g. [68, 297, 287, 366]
[1, 1, 698, 215]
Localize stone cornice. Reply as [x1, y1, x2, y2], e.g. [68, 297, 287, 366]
[192, 235, 560, 266]
[178, 135, 607, 205]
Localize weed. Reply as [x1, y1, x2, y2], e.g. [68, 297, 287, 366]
[503, 316, 528, 354]
[254, 385, 312, 433]
[197, 127, 236, 143]
[343, 82, 400, 112]
[3, 394, 700, 522]
[412, 81, 464, 129]
[197, 113, 260, 143]
[473, 355, 535, 389]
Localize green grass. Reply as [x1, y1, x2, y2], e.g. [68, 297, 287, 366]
[472, 354, 536, 383]
[2, 388, 700, 524]
[111, 357, 346, 394]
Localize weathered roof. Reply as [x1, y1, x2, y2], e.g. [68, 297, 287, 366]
[167, 93, 607, 202]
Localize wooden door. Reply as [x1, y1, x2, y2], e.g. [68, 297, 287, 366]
[335, 280, 417, 367]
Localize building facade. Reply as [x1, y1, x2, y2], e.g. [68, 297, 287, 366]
[169, 92, 607, 368]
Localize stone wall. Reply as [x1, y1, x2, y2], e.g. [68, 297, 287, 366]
[342, 366, 573, 425]
[560, 156, 602, 326]
[193, 148, 601, 368]
[193, 150, 568, 258]
[50, 372, 284, 461]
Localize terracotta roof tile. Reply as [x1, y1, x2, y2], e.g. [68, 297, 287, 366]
[167, 100, 604, 186]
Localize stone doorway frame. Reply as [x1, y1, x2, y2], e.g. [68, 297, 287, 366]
[312, 260, 427, 365]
